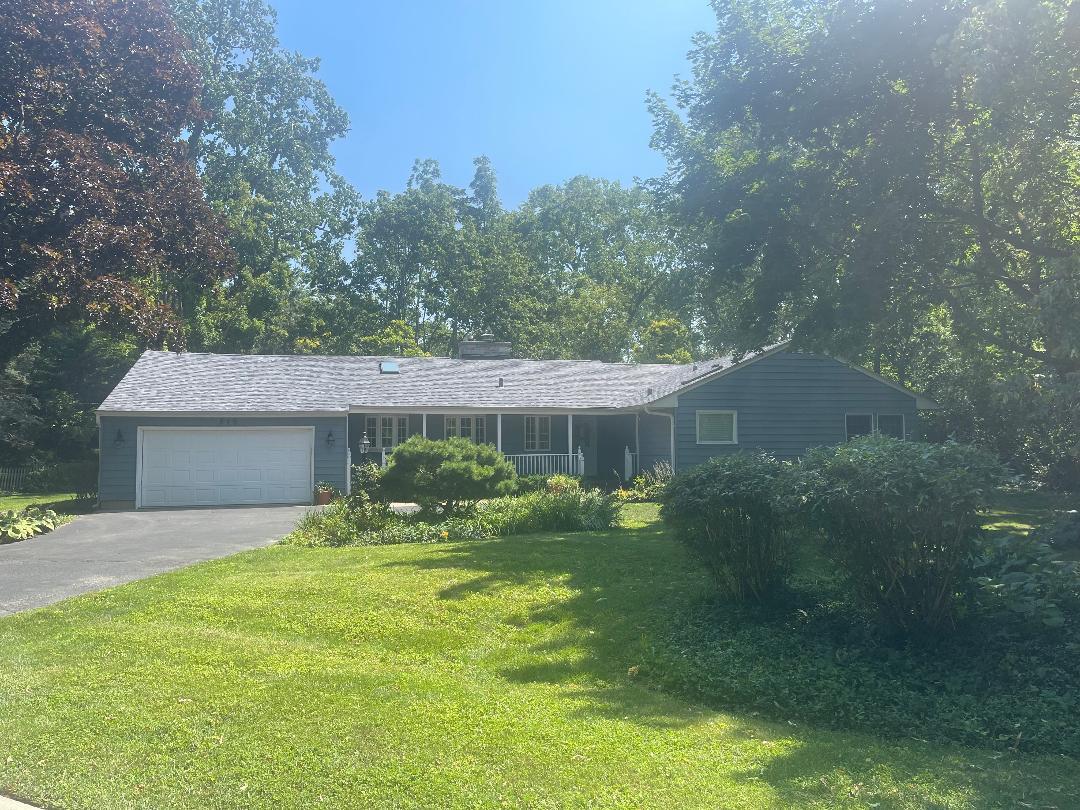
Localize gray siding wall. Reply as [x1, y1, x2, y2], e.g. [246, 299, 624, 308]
[638, 412, 674, 473]
[675, 352, 918, 468]
[99, 414, 348, 506]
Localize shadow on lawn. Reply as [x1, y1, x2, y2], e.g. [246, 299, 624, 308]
[380, 511, 1078, 807]
[382, 518, 705, 726]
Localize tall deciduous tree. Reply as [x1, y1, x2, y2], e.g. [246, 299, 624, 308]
[651, 0, 1080, 375]
[173, 0, 360, 352]
[0, 0, 232, 362]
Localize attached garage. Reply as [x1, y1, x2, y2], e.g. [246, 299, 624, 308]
[137, 427, 314, 508]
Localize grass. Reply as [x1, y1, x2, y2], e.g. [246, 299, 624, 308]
[1, 503, 1078, 808]
[0, 492, 93, 514]
[981, 489, 1077, 537]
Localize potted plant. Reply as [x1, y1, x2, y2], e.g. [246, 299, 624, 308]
[314, 482, 339, 505]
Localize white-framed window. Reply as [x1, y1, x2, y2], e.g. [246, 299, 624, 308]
[445, 415, 488, 444]
[845, 413, 906, 441]
[696, 410, 738, 444]
[524, 415, 551, 451]
[365, 414, 408, 448]
[876, 413, 905, 440]
[845, 413, 874, 440]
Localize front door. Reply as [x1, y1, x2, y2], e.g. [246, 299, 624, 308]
[572, 416, 598, 477]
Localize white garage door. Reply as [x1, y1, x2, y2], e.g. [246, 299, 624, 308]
[138, 428, 313, 507]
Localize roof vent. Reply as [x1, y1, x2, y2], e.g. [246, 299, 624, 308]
[497, 377, 504, 387]
[379, 360, 400, 374]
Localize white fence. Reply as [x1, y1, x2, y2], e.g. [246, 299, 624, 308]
[0, 466, 31, 492]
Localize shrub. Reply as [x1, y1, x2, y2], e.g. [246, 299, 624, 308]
[625, 460, 674, 502]
[798, 437, 1004, 638]
[545, 473, 580, 494]
[975, 531, 1079, 631]
[345, 461, 384, 506]
[285, 499, 394, 547]
[0, 507, 64, 543]
[477, 488, 621, 534]
[22, 461, 97, 498]
[282, 487, 621, 548]
[378, 436, 516, 516]
[514, 475, 549, 495]
[1031, 510, 1080, 552]
[660, 453, 791, 601]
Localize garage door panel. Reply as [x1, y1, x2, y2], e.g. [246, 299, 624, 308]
[139, 428, 313, 507]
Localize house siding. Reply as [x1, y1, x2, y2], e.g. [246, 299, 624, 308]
[98, 414, 348, 507]
[675, 352, 918, 468]
[637, 412, 674, 473]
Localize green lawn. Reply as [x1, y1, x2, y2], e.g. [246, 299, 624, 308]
[981, 489, 1077, 537]
[0, 492, 89, 513]
[1, 503, 1078, 808]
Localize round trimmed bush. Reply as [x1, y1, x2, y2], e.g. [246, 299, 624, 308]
[378, 436, 516, 517]
[799, 436, 1004, 638]
[660, 452, 791, 601]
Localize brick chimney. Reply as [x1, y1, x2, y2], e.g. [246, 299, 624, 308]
[458, 334, 512, 360]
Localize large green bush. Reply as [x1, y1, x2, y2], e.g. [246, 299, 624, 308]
[660, 452, 791, 601]
[799, 437, 1004, 637]
[378, 436, 516, 516]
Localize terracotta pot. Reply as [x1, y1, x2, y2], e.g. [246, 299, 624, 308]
[314, 490, 333, 505]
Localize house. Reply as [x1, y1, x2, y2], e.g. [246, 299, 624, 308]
[96, 339, 936, 508]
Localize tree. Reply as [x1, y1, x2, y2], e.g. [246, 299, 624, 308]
[650, 0, 1079, 375]
[173, 0, 360, 352]
[378, 436, 517, 517]
[0, 0, 232, 362]
[515, 176, 696, 360]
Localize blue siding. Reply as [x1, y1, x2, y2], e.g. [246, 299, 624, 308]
[638, 412, 673, 473]
[98, 415, 348, 506]
[675, 352, 918, 468]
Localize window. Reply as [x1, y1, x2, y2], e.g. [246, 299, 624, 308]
[845, 413, 874, 440]
[525, 415, 550, 450]
[876, 414, 905, 440]
[445, 415, 487, 444]
[696, 410, 737, 444]
[364, 414, 407, 448]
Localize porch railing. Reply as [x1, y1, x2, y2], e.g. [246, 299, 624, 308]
[367, 447, 589, 478]
[504, 451, 584, 477]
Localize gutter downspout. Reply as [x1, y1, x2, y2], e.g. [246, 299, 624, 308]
[643, 403, 676, 472]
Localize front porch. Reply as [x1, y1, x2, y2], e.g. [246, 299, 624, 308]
[348, 411, 673, 482]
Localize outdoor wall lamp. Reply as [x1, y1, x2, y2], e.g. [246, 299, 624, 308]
[326, 430, 336, 448]
[359, 432, 371, 455]
[113, 428, 125, 447]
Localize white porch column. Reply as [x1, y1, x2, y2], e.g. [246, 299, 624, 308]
[422, 413, 427, 437]
[567, 413, 573, 457]
[496, 413, 502, 451]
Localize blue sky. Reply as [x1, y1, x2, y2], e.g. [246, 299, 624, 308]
[270, 0, 716, 207]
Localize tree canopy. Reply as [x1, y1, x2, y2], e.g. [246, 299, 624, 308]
[0, 0, 232, 362]
[650, 0, 1079, 377]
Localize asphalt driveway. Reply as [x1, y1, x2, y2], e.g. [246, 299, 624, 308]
[0, 506, 310, 616]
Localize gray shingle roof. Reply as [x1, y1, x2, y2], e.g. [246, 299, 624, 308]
[97, 349, 766, 414]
